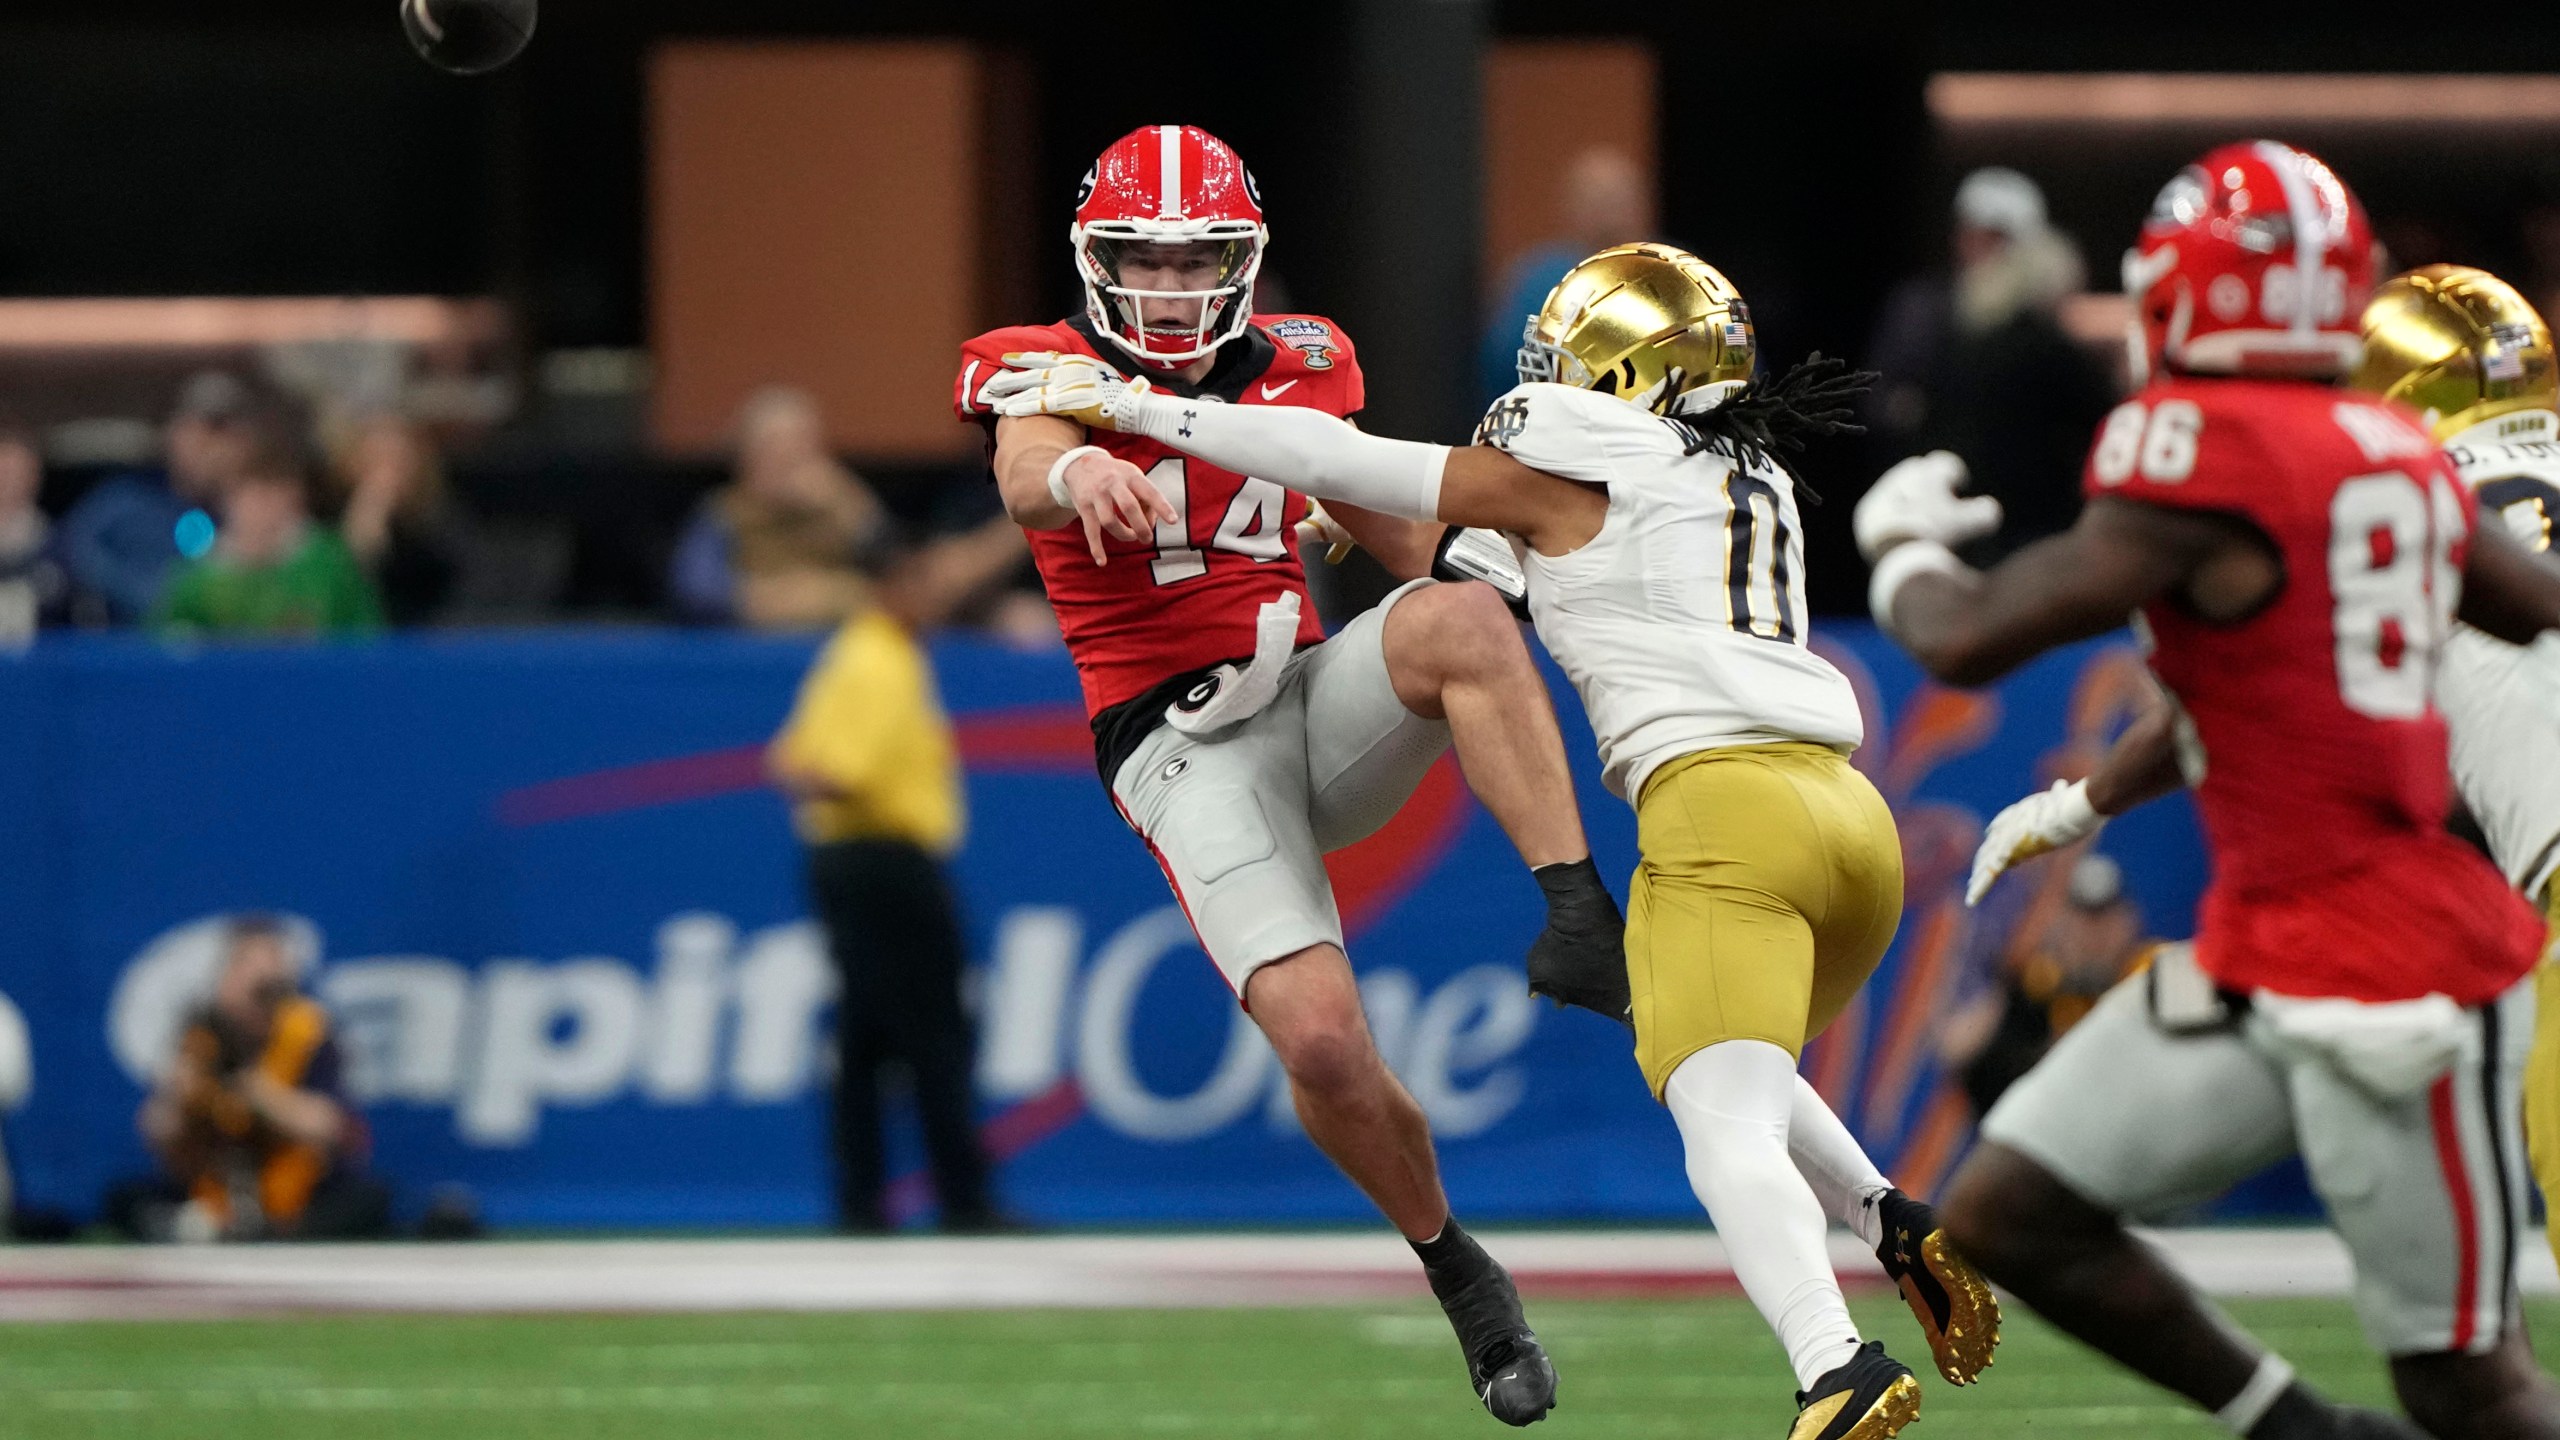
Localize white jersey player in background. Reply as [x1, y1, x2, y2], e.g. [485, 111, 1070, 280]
[1966, 262, 2560, 1290]
[2370, 266, 2560, 1281]
[986, 242, 2000, 1440]
[2364, 269, 2560, 930]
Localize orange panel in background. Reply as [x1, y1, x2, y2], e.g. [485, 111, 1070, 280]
[1482, 41, 1658, 301]
[651, 42, 985, 460]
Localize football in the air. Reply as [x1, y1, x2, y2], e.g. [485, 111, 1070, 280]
[401, 0, 537, 75]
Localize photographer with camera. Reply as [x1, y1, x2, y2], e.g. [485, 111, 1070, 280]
[108, 915, 390, 1241]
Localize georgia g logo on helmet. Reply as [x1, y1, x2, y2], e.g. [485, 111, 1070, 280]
[1071, 125, 1270, 368]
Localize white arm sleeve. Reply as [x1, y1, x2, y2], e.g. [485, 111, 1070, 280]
[1125, 392, 1448, 520]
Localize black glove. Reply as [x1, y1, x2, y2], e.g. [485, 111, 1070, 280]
[1525, 858, 1633, 1030]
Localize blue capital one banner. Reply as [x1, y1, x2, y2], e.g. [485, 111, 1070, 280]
[0, 626, 2213, 1228]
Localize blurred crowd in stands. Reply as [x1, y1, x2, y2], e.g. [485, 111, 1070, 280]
[0, 366, 1047, 649]
[8, 156, 2560, 651]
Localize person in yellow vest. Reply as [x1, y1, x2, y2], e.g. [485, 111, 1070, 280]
[122, 915, 390, 1240]
[770, 591, 1004, 1232]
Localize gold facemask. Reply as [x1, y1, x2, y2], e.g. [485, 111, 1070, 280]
[1517, 242, 1756, 416]
[2352, 264, 2556, 441]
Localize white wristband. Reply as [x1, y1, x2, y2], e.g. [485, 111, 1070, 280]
[1046, 445, 1106, 509]
[1867, 539, 1970, 631]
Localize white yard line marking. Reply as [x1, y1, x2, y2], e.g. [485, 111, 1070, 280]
[0, 1229, 2549, 1321]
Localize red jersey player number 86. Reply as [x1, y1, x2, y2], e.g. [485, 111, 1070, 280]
[2092, 394, 2466, 722]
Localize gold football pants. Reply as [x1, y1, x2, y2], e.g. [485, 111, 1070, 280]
[2525, 881, 2560, 1274]
[1627, 742, 1904, 1100]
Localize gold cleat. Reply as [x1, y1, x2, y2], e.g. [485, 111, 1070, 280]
[1789, 1341, 1922, 1440]
[1874, 1189, 2001, 1385]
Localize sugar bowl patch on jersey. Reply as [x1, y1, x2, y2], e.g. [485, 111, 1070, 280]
[1265, 317, 1339, 371]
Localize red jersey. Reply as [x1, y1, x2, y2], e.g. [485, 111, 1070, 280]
[2083, 377, 2540, 1004]
[956, 314, 1357, 725]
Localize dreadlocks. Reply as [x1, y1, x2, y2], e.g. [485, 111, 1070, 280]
[1674, 352, 1877, 497]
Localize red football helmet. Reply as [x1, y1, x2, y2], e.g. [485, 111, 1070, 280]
[1071, 125, 1268, 366]
[2123, 140, 2376, 382]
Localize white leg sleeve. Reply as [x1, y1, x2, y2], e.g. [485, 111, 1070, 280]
[1127, 392, 1448, 520]
[1667, 1040, 1864, 1390]
[1788, 1076, 1894, 1249]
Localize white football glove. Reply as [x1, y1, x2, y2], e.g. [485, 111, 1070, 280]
[1965, 779, 2103, 907]
[1854, 450, 2005, 562]
[1298, 501, 1356, 563]
[977, 351, 1155, 432]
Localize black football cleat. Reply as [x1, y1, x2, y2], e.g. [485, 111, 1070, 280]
[1873, 1188, 2000, 1385]
[1525, 858, 1632, 1029]
[1415, 1221, 1557, 1426]
[1789, 1341, 1921, 1440]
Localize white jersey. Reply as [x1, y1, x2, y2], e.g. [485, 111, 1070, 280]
[1481, 382, 1864, 802]
[2437, 406, 2560, 899]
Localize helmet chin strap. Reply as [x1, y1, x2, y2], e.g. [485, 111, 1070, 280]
[2121, 242, 2181, 384]
[1668, 379, 1749, 418]
[2165, 284, 2194, 370]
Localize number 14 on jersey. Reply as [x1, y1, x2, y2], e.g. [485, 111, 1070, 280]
[1142, 458, 1290, 586]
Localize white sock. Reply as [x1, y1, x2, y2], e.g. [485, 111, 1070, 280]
[1668, 1040, 1864, 1390]
[1787, 1076, 1894, 1248]
[2214, 1354, 2296, 1434]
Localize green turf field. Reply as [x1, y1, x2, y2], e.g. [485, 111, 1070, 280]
[1, 1295, 2523, 1440]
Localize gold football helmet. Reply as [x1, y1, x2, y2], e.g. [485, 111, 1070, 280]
[1517, 242, 1756, 416]
[2352, 264, 2556, 441]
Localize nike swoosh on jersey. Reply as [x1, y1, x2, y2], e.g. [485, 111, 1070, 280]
[1259, 379, 1300, 400]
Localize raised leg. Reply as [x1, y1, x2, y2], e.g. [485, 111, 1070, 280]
[1380, 579, 1587, 868]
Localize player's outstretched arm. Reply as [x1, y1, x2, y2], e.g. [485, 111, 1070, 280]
[981, 354, 1602, 551]
[1320, 501, 1443, 581]
[1436, 445, 1608, 557]
[1964, 696, 2183, 905]
[990, 414, 1086, 529]
[989, 413, 1178, 566]
[2084, 696, 2188, 816]
[1872, 498, 2247, 687]
[2457, 516, 2560, 644]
